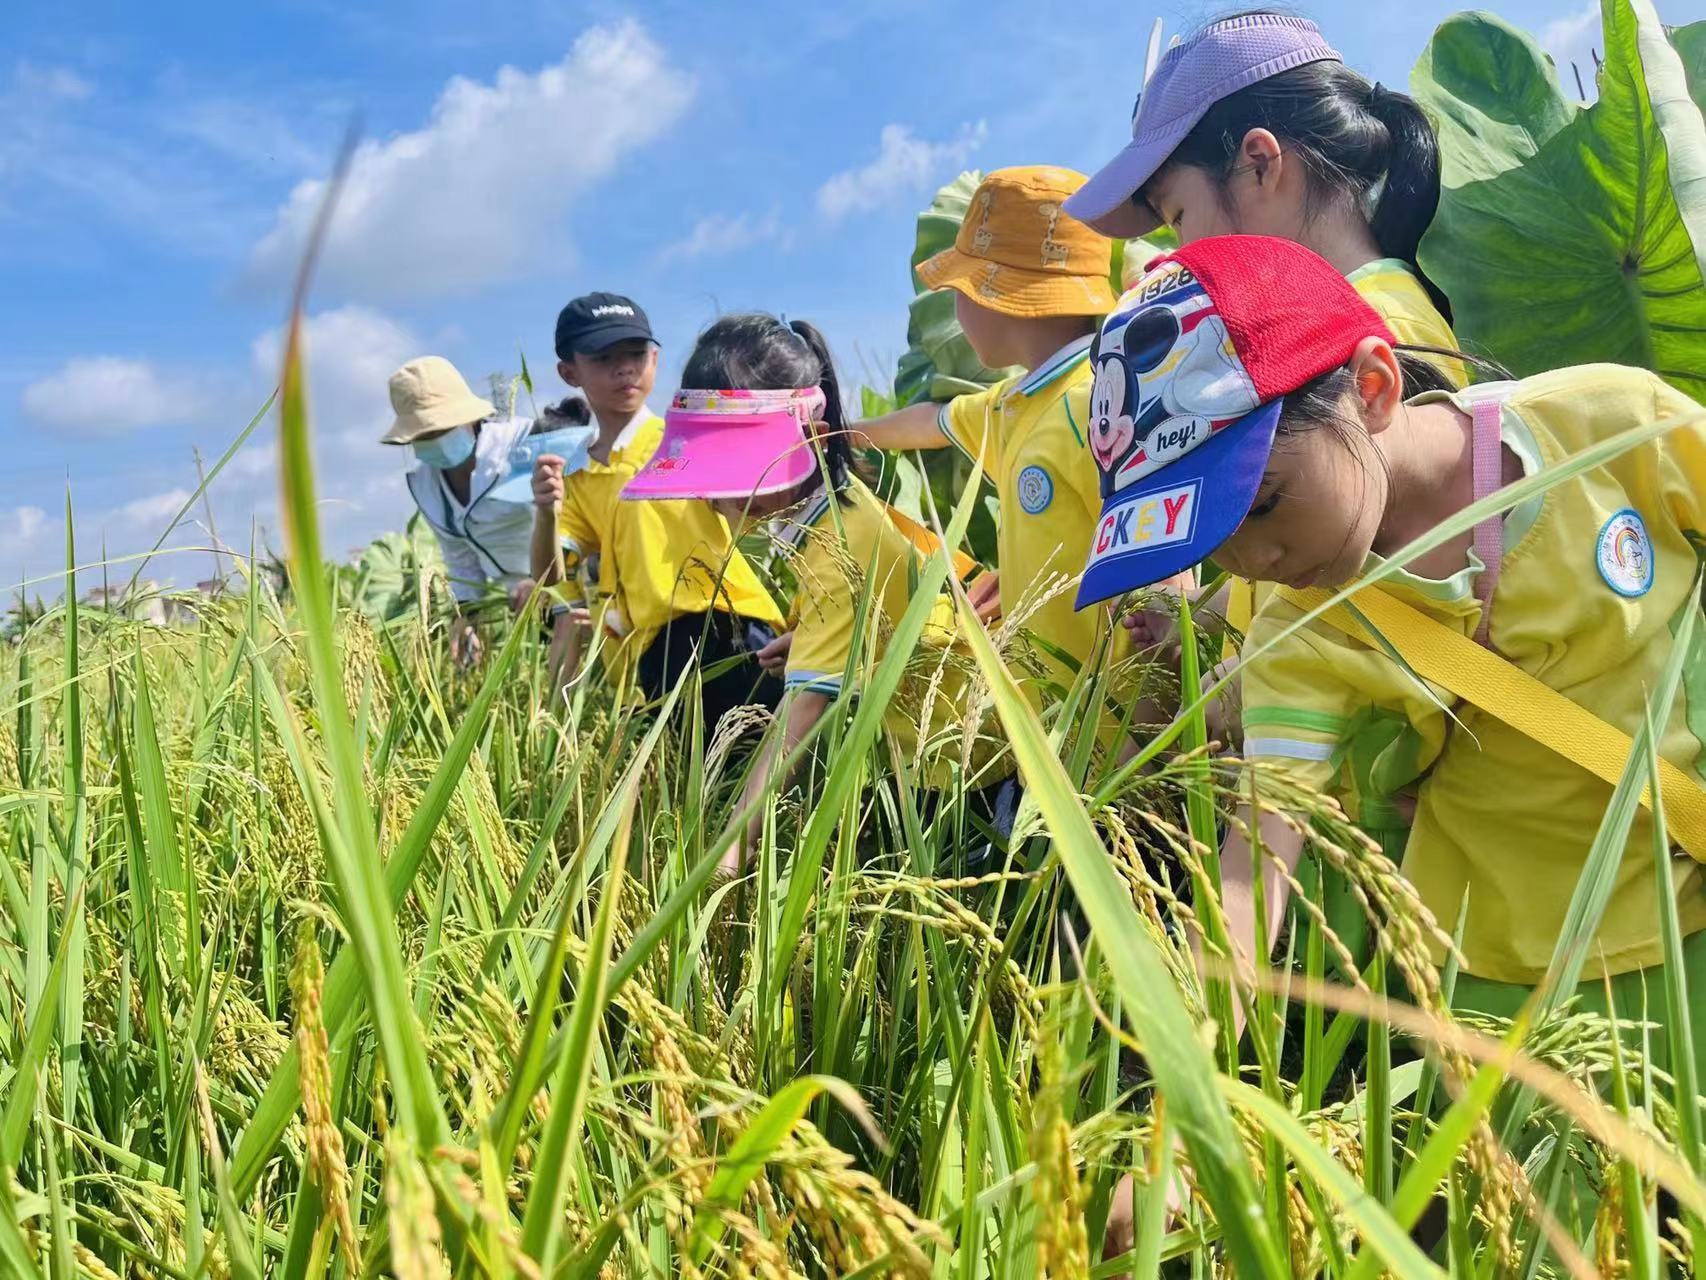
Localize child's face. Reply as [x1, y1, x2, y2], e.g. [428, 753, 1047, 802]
[710, 489, 793, 529]
[954, 291, 1024, 370]
[558, 340, 657, 419]
[1141, 129, 1308, 247]
[1213, 408, 1389, 591]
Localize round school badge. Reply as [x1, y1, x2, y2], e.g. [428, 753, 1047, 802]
[1596, 509, 1655, 597]
[1017, 465, 1053, 515]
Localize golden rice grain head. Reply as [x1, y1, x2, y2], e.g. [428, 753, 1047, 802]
[384, 1133, 449, 1280]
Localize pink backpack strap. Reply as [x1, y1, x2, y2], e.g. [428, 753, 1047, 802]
[1470, 396, 1505, 648]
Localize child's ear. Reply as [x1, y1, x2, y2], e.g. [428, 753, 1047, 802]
[1348, 338, 1404, 433]
[557, 358, 583, 389]
[1238, 128, 1285, 187]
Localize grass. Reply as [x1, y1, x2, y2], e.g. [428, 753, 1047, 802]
[4, 265, 1706, 1278]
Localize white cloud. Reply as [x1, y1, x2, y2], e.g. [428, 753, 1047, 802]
[19, 356, 211, 433]
[4, 305, 428, 597]
[816, 121, 987, 221]
[249, 304, 418, 438]
[166, 97, 325, 173]
[244, 21, 695, 300]
[655, 210, 783, 264]
[112, 488, 194, 525]
[6, 506, 46, 541]
[14, 62, 92, 102]
[1541, 0, 1601, 99]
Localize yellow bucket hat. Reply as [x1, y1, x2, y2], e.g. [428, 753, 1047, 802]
[915, 166, 1115, 319]
[381, 356, 495, 444]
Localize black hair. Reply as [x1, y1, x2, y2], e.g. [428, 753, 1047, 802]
[1276, 344, 1507, 444]
[1155, 15, 1451, 319]
[678, 313, 858, 501]
[534, 396, 591, 431]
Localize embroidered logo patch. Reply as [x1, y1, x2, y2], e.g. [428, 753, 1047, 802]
[1017, 465, 1053, 514]
[1596, 509, 1654, 597]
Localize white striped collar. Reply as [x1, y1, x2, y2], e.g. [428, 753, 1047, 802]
[609, 406, 652, 453]
[1014, 332, 1094, 398]
[774, 486, 834, 551]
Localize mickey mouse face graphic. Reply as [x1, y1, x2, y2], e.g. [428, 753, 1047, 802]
[1089, 308, 1180, 498]
[1088, 353, 1134, 473]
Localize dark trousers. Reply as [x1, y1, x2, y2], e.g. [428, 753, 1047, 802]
[634, 611, 783, 730]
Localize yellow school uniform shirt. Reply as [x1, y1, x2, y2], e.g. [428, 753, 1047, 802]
[1346, 258, 1469, 389]
[937, 335, 1125, 701]
[782, 478, 985, 788]
[1239, 365, 1706, 984]
[557, 412, 783, 675]
[1226, 260, 1469, 638]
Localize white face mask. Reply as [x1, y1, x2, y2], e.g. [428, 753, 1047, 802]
[411, 424, 477, 470]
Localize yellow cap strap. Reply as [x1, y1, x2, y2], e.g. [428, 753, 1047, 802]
[1279, 584, 1706, 863]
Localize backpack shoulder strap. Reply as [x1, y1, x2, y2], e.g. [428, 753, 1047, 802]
[1278, 584, 1706, 863]
[1470, 397, 1505, 647]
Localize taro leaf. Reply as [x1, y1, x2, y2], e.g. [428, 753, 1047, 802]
[1412, 0, 1706, 400]
[352, 512, 443, 624]
[1676, 22, 1705, 113]
[894, 170, 1021, 407]
[1117, 227, 1180, 293]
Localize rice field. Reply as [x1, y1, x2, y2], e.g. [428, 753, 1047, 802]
[4, 262, 1706, 1280]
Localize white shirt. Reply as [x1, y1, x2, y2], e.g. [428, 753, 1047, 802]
[405, 416, 537, 604]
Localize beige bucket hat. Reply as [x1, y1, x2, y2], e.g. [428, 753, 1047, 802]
[381, 356, 495, 444]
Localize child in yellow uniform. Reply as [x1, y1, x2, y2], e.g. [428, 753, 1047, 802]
[1077, 234, 1706, 1065]
[852, 166, 1127, 719]
[1069, 12, 1469, 667]
[624, 313, 998, 874]
[530, 292, 784, 724]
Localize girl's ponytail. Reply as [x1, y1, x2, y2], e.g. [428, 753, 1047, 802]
[786, 318, 854, 494]
[1364, 82, 1451, 320]
[1163, 14, 1454, 320]
[786, 319, 847, 436]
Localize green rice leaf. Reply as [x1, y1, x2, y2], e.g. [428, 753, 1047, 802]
[1227, 1081, 1445, 1279]
[955, 570, 1289, 1278]
[520, 777, 634, 1271]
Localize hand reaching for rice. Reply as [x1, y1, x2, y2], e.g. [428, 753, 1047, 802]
[966, 570, 1002, 625]
[757, 631, 792, 673]
[1120, 570, 1199, 656]
[509, 577, 538, 614]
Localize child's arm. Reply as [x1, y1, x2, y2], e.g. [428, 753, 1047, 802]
[530, 455, 567, 584]
[1213, 805, 1305, 1044]
[545, 606, 589, 701]
[732, 691, 831, 874]
[850, 402, 949, 452]
[433, 534, 488, 666]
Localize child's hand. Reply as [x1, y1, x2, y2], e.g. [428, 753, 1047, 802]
[756, 631, 793, 673]
[1121, 600, 1180, 655]
[1119, 570, 1198, 655]
[532, 454, 566, 509]
[966, 571, 1002, 625]
[449, 616, 483, 668]
[509, 577, 538, 614]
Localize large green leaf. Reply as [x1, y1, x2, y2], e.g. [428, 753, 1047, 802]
[352, 513, 444, 625]
[1413, 0, 1706, 399]
[1673, 21, 1706, 117]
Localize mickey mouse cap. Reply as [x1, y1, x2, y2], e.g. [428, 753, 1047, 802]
[1076, 235, 1393, 607]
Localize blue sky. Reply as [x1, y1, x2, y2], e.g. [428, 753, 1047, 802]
[1, 0, 1601, 598]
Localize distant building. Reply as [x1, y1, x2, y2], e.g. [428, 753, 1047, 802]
[82, 580, 198, 626]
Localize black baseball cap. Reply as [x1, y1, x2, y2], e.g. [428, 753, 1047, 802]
[554, 292, 655, 359]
